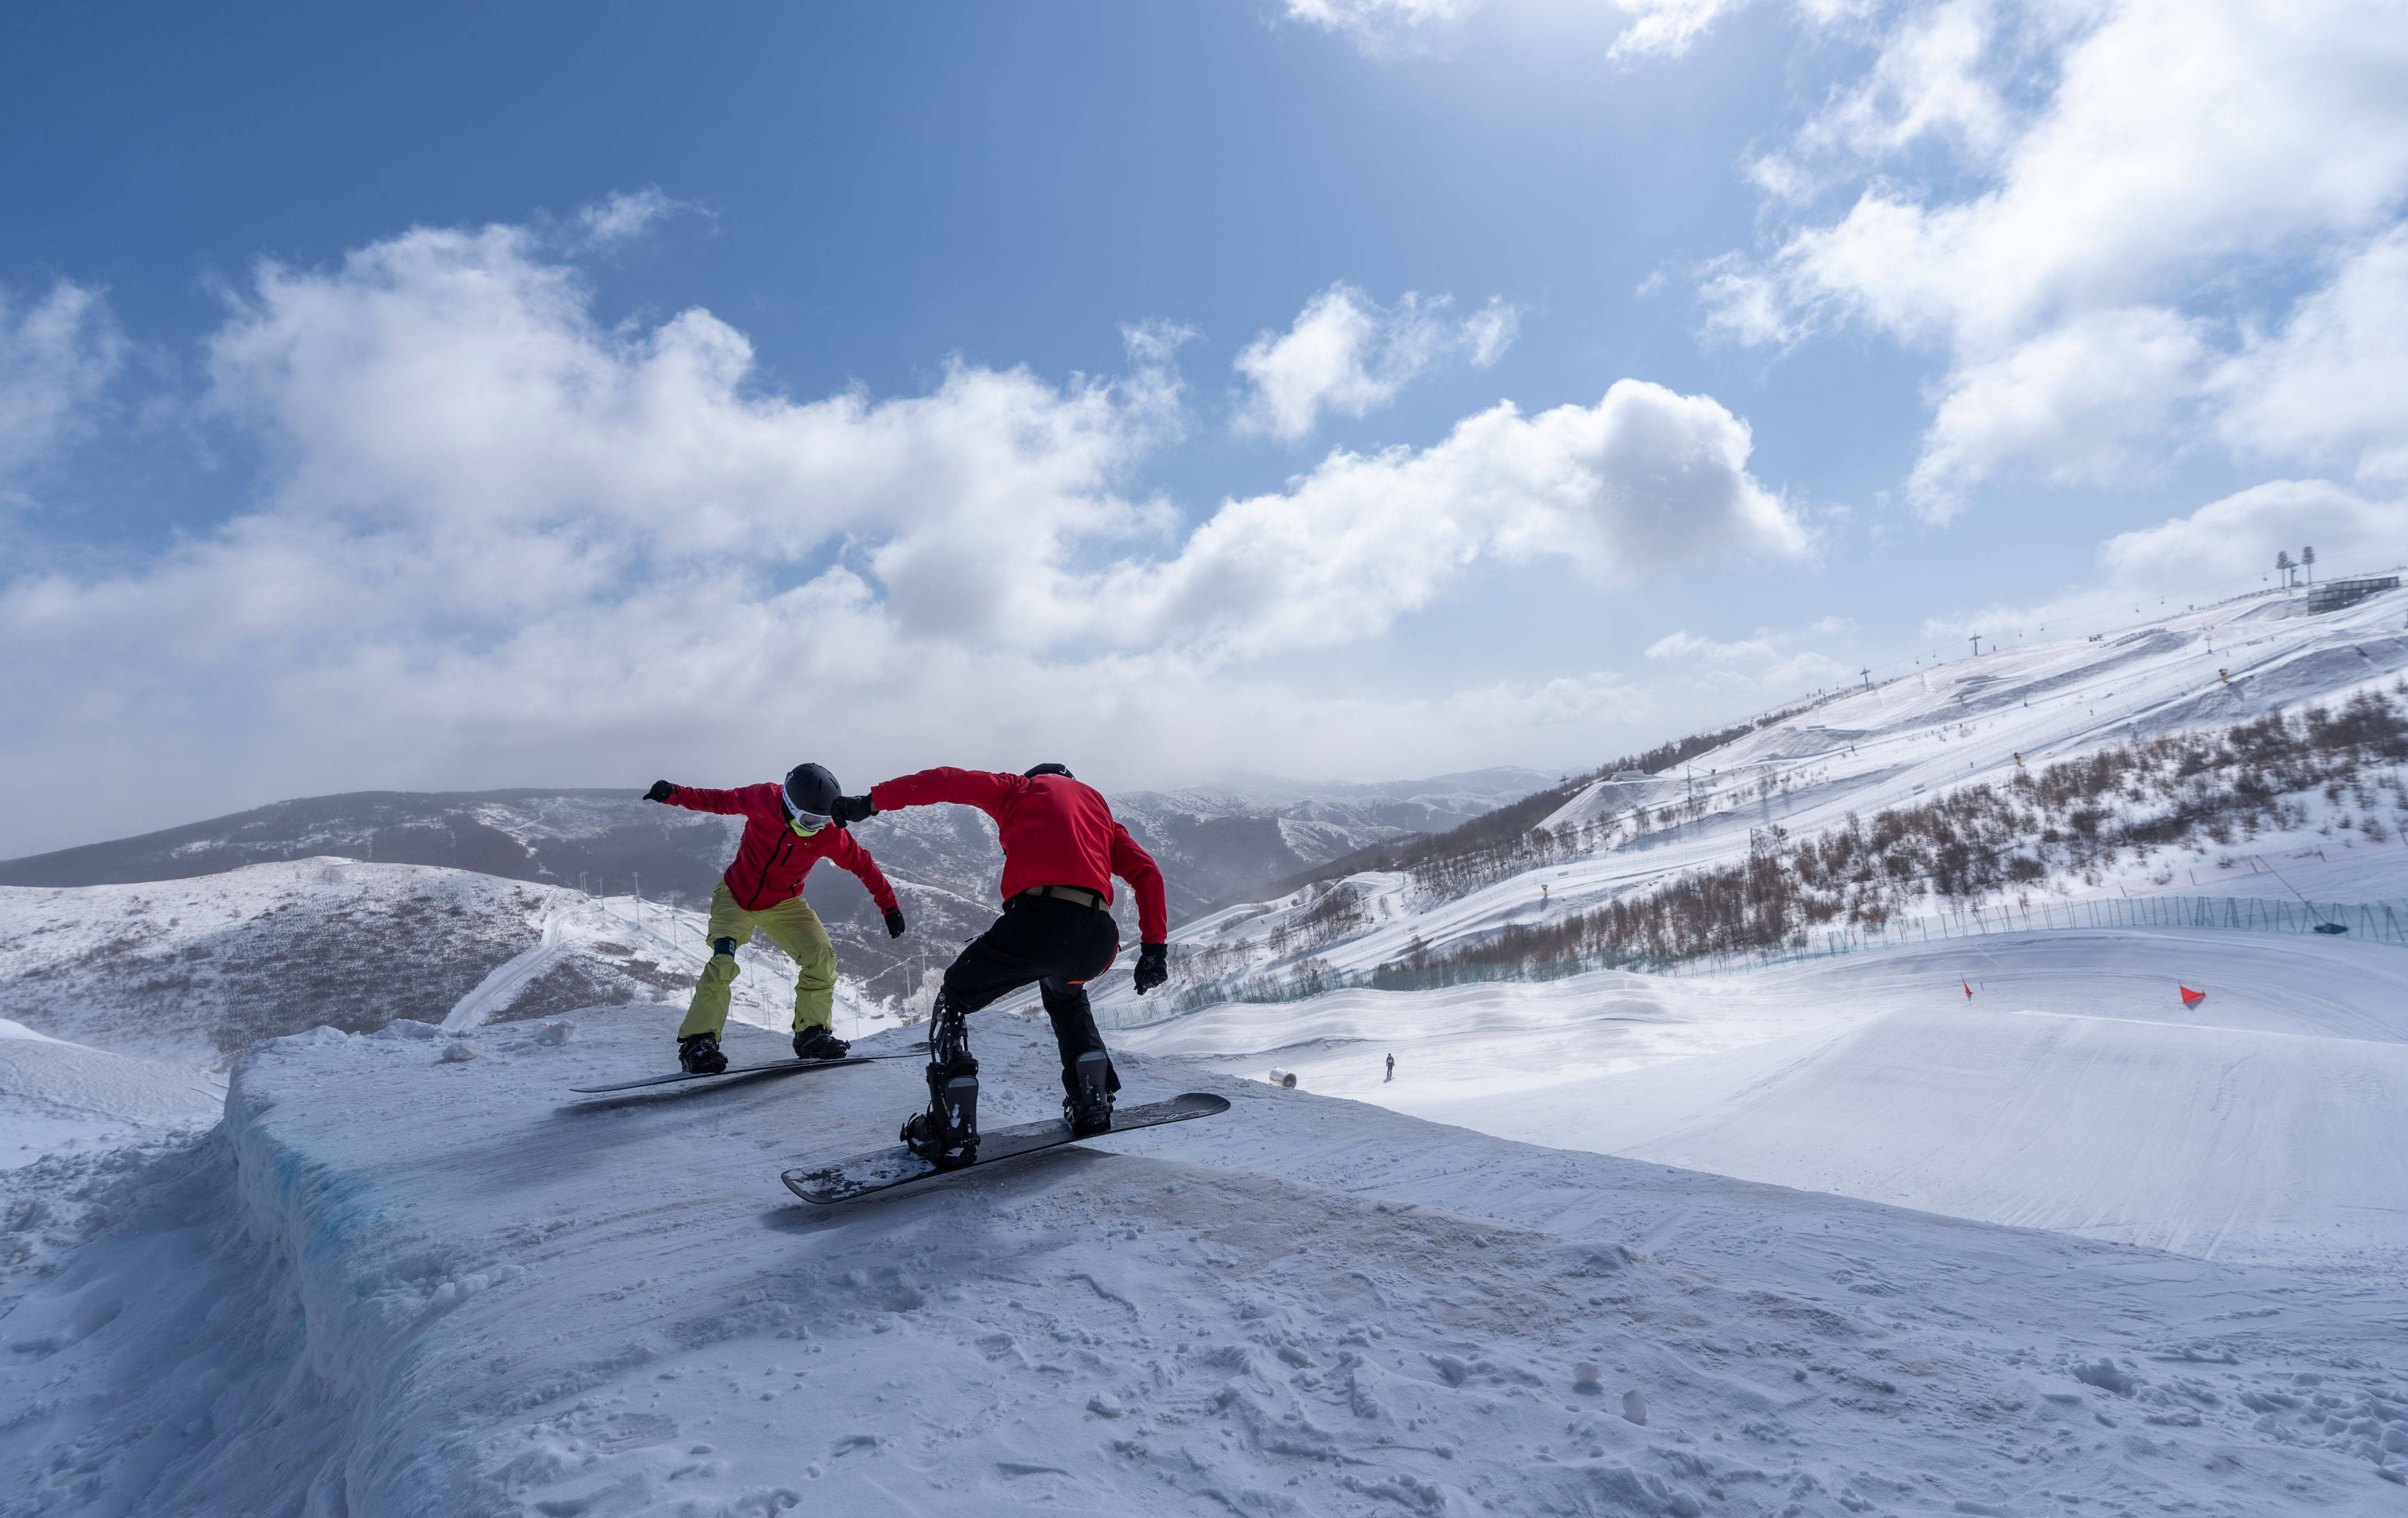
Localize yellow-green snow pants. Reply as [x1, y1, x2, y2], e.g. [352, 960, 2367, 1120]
[677, 882, 838, 1039]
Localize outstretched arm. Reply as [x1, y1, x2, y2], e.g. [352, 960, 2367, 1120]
[1110, 824, 1168, 945]
[843, 766, 1018, 821]
[646, 782, 751, 816]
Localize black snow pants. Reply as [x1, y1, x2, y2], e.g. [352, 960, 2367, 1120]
[941, 892, 1122, 1098]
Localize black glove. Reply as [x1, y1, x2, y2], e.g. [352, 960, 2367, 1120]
[884, 909, 908, 938]
[644, 780, 675, 803]
[1133, 942, 1168, 995]
[830, 793, 877, 824]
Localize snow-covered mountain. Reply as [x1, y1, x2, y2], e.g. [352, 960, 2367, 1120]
[0, 768, 1550, 1007]
[1107, 582, 2408, 1012]
[0, 858, 908, 1073]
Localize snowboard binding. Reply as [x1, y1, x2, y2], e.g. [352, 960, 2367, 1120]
[1064, 1049, 1114, 1136]
[902, 995, 979, 1167]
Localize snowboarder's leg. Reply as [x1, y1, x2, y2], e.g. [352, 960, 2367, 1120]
[899, 901, 1055, 1164]
[1038, 977, 1117, 1099]
[1043, 906, 1124, 1132]
[677, 883, 754, 1040]
[902, 991, 981, 1164]
[755, 895, 842, 1054]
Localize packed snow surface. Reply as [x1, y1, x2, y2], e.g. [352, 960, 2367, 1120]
[2, 1004, 2404, 1514]
[1122, 925, 2408, 1288]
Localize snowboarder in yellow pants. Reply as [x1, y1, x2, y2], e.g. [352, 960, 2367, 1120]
[677, 882, 842, 1043]
[645, 763, 904, 1073]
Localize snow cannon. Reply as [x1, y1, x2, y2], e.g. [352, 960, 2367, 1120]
[1266, 1069, 1299, 1089]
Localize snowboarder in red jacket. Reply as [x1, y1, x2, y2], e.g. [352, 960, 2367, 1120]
[644, 763, 905, 1074]
[831, 762, 1168, 1161]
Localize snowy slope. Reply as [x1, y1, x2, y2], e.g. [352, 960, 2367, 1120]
[1100, 585, 2408, 1011]
[1120, 922, 2408, 1287]
[0, 1027, 221, 1170]
[0, 859, 902, 1073]
[1, 1003, 2402, 1513]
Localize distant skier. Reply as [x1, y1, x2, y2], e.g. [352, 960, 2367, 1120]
[830, 763, 1167, 1160]
[644, 764, 906, 1074]
[1385, 1052, 1394, 1082]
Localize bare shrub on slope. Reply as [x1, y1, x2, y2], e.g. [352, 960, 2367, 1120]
[1421, 690, 2408, 971]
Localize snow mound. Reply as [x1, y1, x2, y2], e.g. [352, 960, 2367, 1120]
[1, 1006, 2401, 1511]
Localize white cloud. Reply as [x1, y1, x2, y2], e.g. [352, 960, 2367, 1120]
[1284, 0, 1747, 60]
[1607, 0, 1750, 59]
[1281, 0, 1481, 51]
[0, 220, 1791, 852]
[0, 279, 123, 485]
[1113, 378, 1804, 656]
[1234, 283, 1523, 440]
[2094, 479, 2408, 590]
[577, 187, 682, 245]
[1907, 305, 2208, 517]
[1920, 477, 2408, 644]
[1708, 0, 2408, 514]
[2212, 228, 2408, 486]
[1644, 621, 1855, 691]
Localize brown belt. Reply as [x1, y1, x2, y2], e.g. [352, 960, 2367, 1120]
[1021, 885, 1105, 911]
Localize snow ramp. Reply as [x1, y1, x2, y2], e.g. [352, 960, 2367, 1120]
[3, 1008, 2406, 1513]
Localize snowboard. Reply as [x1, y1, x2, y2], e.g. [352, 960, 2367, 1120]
[781, 1091, 1232, 1204]
[570, 1046, 927, 1095]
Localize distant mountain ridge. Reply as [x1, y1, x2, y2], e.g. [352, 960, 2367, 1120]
[0, 769, 1551, 1006]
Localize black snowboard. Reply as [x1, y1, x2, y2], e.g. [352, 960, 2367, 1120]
[570, 1046, 926, 1095]
[781, 1091, 1232, 1204]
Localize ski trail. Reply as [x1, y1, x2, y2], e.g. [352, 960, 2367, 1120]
[441, 911, 566, 1031]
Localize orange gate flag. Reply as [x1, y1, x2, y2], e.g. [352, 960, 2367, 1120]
[2179, 985, 2207, 1008]
[1963, 979, 1974, 1000]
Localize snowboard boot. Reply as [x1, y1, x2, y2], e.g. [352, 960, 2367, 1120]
[1064, 1050, 1114, 1136]
[901, 997, 979, 1166]
[677, 1031, 728, 1075]
[792, 1024, 850, 1061]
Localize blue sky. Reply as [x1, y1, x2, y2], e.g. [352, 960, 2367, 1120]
[4, 0, 2405, 854]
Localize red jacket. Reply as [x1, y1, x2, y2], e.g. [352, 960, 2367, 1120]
[663, 783, 900, 914]
[869, 768, 1167, 942]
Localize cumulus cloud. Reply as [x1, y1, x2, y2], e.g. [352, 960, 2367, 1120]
[0, 220, 1791, 852]
[0, 279, 123, 486]
[1706, 0, 2408, 515]
[1234, 284, 1523, 440]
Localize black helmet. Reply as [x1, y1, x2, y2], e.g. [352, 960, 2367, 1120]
[1025, 762, 1073, 780]
[784, 762, 841, 817]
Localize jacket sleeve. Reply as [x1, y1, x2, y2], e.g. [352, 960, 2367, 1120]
[826, 830, 901, 916]
[1109, 824, 1168, 944]
[660, 783, 755, 816]
[869, 766, 1017, 818]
